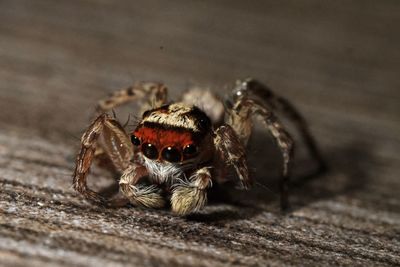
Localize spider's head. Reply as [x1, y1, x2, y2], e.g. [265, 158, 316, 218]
[131, 103, 213, 164]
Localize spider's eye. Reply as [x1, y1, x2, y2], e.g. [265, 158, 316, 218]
[142, 110, 151, 118]
[142, 143, 158, 159]
[161, 147, 181, 162]
[131, 135, 141, 146]
[183, 144, 197, 157]
[199, 119, 207, 128]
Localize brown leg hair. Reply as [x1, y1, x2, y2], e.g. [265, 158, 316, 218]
[228, 97, 294, 210]
[213, 124, 252, 189]
[233, 78, 326, 173]
[229, 78, 327, 210]
[97, 82, 168, 113]
[73, 114, 133, 204]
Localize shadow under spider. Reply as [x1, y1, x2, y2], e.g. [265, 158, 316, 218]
[236, 135, 373, 212]
[288, 141, 374, 210]
[187, 135, 374, 223]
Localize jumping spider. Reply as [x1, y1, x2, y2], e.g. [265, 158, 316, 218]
[73, 78, 325, 215]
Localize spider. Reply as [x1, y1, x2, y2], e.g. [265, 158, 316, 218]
[73, 78, 325, 215]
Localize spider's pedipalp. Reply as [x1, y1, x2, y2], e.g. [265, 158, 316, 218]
[171, 167, 212, 215]
[119, 163, 165, 208]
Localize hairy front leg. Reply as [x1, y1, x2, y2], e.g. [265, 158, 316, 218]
[73, 114, 133, 204]
[119, 163, 166, 209]
[171, 168, 212, 215]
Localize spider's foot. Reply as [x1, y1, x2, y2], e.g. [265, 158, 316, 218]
[171, 186, 207, 216]
[86, 192, 108, 206]
[120, 184, 165, 209]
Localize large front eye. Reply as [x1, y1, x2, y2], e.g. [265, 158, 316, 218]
[131, 135, 141, 146]
[162, 147, 181, 162]
[183, 144, 197, 157]
[142, 143, 158, 159]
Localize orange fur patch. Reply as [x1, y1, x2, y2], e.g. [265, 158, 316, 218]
[134, 127, 193, 151]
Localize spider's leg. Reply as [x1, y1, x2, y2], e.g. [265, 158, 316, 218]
[83, 145, 128, 201]
[119, 163, 165, 209]
[213, 124, 252, 189]
[171, 167, 212, 215]
[228, 98, 294, 210]
[72, 114, 133, 205]
[97, 81, 168, 113]
[234, 78, 326, 172]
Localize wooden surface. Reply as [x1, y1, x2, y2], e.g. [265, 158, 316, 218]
[0, 1, 399, 266]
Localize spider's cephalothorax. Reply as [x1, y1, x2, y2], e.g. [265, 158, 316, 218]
[73, 79, 325, 215]
[132, 103, 214, 184]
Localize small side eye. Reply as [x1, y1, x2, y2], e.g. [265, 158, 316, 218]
[142, 110, 151, 118]
[198, 118, 211, 131]
[131, 135, 141, 146]
[162, 147, 181, 162]
[183, 144, 197, 156]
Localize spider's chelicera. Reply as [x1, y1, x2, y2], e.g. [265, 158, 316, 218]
[73, 78, 325, 215]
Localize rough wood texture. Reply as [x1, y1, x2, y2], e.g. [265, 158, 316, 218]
[0, 1, 399, 266]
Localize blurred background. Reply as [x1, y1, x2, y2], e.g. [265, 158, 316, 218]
[0, 1, 399, 266]
[1, 1, 398, 142]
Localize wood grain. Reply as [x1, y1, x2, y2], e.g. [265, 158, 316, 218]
[0, 0, 399, 266]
